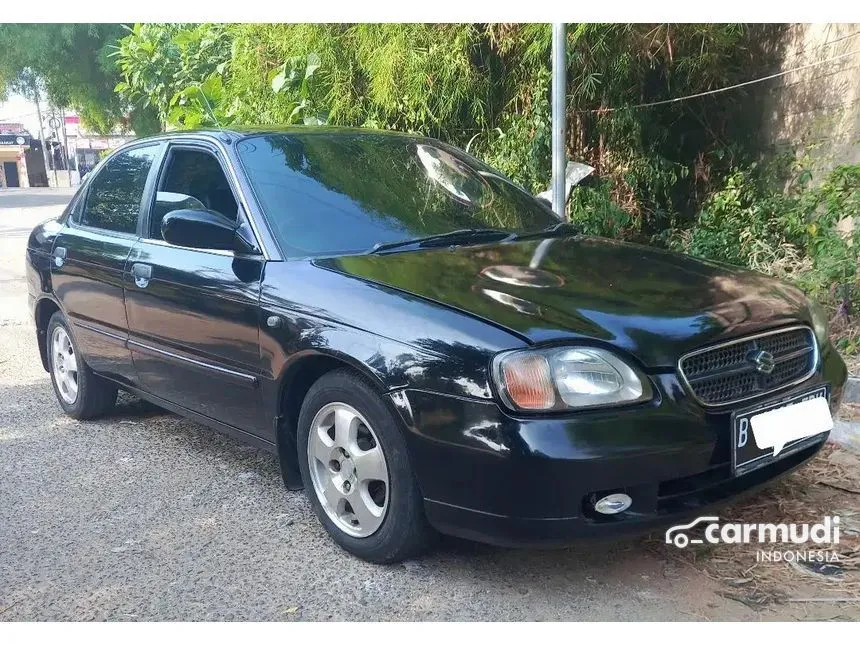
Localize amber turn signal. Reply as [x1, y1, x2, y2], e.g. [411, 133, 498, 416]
[499, 353, 556, 410]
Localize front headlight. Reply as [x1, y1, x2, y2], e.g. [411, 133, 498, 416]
[808, 300, 830, 345]
[491, 346, 653, 412]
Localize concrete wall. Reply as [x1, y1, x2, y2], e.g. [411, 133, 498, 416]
[762, 24, 860, 171]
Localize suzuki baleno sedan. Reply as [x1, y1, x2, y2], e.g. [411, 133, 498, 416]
[26, 128, 847, 563]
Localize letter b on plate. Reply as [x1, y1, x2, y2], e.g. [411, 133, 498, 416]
[737, 417, 749, 449]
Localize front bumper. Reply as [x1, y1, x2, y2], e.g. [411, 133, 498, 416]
[393, 344, 847, 547]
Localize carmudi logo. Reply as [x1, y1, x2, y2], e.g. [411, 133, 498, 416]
[665, 516, 841, 549]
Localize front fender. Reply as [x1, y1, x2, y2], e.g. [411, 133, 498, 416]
[258, 259, 527, 489]
[262, 312, 496, 401]
[260, 260, 525, 401]
[260, 320, 497, 491]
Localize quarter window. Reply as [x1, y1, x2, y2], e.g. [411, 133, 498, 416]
[80, 145, 159, 234]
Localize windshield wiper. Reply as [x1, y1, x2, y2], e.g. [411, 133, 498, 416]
[509, 221, 578, 241]
[367, 228, 514, 255]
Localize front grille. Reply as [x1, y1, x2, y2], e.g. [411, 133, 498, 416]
[679, 326, 817, 406]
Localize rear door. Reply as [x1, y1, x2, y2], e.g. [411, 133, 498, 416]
[123, 141, 269, 437]
[51, 143, 163, 385]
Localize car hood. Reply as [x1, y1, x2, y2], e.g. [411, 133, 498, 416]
[315, 236, 813, 367]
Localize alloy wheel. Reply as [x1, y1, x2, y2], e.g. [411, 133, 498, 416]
[51, 326, 79, 404]
[307, 402, 389, 538]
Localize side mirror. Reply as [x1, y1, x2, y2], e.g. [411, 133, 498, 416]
[161, 209, 258, 254]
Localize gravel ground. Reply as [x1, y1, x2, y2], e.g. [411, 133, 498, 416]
[0, 188, 851, 621]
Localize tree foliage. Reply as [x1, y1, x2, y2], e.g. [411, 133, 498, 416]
[113, 23, 232, 130]
[226, 23, 492, 137]
[0, 23, 157, 134]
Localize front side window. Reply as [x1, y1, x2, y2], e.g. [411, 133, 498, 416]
[150, 149, 239, 240]
[79, 145, 159, 234]
[236, 133, 558, 258]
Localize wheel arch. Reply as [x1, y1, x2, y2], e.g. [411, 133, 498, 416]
[274, 349, 390, 490]
[34, 296, 62, 372]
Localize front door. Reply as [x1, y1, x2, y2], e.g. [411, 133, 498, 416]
[51, 143, 162, 385]
[3, 161, 20, 188]
[123, 143, 269, 437]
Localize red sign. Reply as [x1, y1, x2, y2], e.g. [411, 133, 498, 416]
[0, 122, 25, 134]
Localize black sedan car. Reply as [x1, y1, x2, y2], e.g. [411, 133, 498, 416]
[26, 127, 847, 563]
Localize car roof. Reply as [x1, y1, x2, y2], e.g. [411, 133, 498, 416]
[132, 125, 422, 146]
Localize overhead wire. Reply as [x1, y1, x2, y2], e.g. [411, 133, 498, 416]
[582, 48, 860, 114]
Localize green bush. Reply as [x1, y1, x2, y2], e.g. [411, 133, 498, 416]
[568, 179, 633, 238]
[667, 159, 860, 352]
[670, 162, 795, 265]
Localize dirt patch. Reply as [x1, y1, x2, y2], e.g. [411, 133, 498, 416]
[646, 441, 860, 619]
[841, 403, 860, 421]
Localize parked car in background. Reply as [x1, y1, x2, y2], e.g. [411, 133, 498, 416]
[25, 127, 847, 562]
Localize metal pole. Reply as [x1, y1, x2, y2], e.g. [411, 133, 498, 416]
[48, 107, 58, 187]
[60, 107, 72, 187]
[551, 23, 567, 219]
[30, 78, 51, 187]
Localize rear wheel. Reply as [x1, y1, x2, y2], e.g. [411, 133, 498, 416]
[297, 370, 435, 563]
[47, 312, 117, 419]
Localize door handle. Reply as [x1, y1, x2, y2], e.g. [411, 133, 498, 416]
[53, 246, 67, 268]
[131, 262, 152, 288]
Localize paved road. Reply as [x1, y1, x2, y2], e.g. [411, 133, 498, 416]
[0, 188, 832, 621]
[0, 189, 75, 327]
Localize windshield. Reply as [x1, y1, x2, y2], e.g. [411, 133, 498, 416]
[235, 133, 559, 258]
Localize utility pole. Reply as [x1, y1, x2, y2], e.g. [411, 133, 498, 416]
[551, 23, 567, 219]
[60, 107, 72, 186]
[529, 24, 569, 270]
[47, 107, 58, 187]
[30, 76, 51, 187]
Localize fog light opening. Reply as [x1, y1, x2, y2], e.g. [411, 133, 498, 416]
[593, 492, 632, 515]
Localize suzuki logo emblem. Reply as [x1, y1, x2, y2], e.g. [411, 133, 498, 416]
[749, 350, 776, 374]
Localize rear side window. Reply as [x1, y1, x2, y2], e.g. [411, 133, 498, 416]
[79, 145, 159, 234]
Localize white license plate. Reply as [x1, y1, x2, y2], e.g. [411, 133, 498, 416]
[732, 387, 832, 475]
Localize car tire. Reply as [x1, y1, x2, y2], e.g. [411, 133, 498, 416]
[47, 312, 117, 420]
[297, 369, 436, 563]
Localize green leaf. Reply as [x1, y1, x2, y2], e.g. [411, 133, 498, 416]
[305, 52, 321, 79]
[200, 75, 223, 102]
[288, 99, 307, 122]
[283, 57, 303, 87]
[167, 105, 186, 125]
[271, 70, 287, 93]
[184, 112, 202, 129]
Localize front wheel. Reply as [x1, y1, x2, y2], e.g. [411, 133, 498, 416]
[47, 312, 117, 419]
[297, 370, 435, 563]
